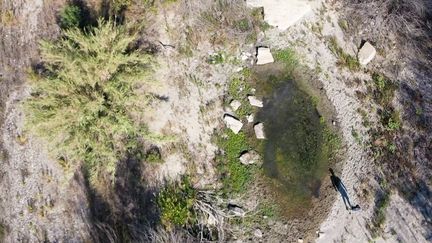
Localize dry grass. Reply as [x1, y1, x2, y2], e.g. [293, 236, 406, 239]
[180, 0, 262, 49]
[344, 0, 432, 68]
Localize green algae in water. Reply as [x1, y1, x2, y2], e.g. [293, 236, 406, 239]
[257, 80, 335, 218]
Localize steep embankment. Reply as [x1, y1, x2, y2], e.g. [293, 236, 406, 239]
[0, 1, 93, 242]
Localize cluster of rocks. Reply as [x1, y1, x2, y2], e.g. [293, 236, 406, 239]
[223, 94, 266, 140]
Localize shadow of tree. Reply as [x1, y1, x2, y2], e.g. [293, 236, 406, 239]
[82, 155, 161, 242]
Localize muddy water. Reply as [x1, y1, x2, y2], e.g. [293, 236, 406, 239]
[253, 64, 338, 219]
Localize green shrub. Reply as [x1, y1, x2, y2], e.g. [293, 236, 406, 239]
[59, 5, 82, 29]
[25, 19, 156, 186]
[157, 177, 196, 228]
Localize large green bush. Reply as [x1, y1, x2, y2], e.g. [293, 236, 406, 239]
[25, 19, 155, 185]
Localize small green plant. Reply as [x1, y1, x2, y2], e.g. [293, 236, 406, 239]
[25, 19, 156, 186]
[235, 18, 251, 32]
[217, 130, 252, 194]
[207, 51, 226, 64]
[59, 5, 82, 29]
[338, 19, 349, 31]
[328, 36, 360, 71]
[372, 73, 397, 106]
[387, 143, 396, 153]
[157, 177, 196, 228]
[145, 148, 163, 163]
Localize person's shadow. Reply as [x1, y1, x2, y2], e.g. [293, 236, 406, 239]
[329, 168, 360, 211]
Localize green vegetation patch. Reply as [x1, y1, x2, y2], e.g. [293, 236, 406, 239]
[157, 177, 196, 228]
[24, 19, 156, 186]
[59, 4, 82, 29]
[227, 73, 254, 117]
[372, 73, 397, 106]
[216, 130, 254, 194]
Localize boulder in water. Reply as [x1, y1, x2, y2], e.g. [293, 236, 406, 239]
[254, 122, 266, 139]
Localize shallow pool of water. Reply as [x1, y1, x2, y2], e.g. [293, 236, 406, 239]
[255, 74, 335, 218]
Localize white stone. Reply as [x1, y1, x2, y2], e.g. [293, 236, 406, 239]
[239, 151, 261, 165]
[248, 95, 263, 107]
[256, 47, 274, 65]
[247, 114, 254, 123]
[358, 41, 376, 65]
[230, 100, 241, 111]
[224, 114, 243, 134]
[254, 122, 266, 139]
[247, 0, 312, 31]
[254, 229, 263, 238]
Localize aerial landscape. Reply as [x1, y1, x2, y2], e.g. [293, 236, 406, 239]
[0, 0, 431, 242]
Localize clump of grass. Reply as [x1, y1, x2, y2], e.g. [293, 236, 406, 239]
[24, 19, 157, 186]
[157, 177, 196, 228]
[273, 48, 298, 68]
[328, 36, 360, 71]
[217, 130, 253, 194]
[0, 10, 16, 26]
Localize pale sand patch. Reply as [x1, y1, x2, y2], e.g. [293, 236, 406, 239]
[246, 0, 313, 30]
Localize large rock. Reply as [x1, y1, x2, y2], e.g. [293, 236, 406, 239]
[248, 95, 264, 107]
[247, 0, 312, 31]
[358, 41, 376, 65]
[230, 100, 241, 111]
[223, 114, 243, 134]
[256, 47, 274, 65]
[239, 151, 261, 165]
[254, 122, 266, 139]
